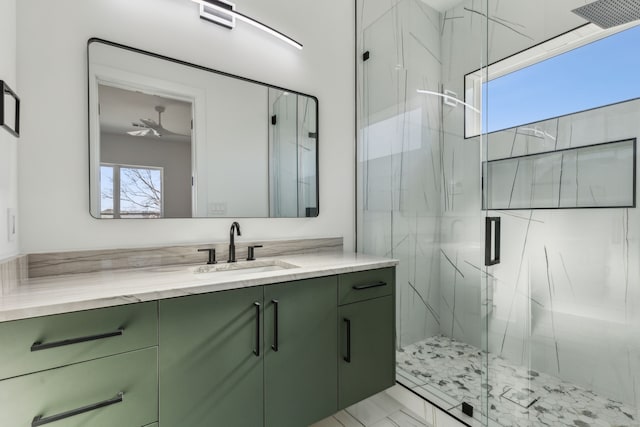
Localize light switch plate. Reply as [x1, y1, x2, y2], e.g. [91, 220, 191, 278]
[7, 208, 16, 242]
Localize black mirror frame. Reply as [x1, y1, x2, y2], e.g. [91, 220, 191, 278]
[0, 80, 20, 138]
[87, 38, 320, 218]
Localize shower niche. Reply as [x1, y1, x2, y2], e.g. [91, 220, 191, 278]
[357, 0, 640, 426]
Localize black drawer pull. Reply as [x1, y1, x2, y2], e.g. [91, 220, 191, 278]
[271, 299, 279, 352]
[343, 318, 351, 363]
[352, 281, 386, 290]
[32, 392, 124, 426]
[31, 328, 124, 352]
[253, 302, 261, 357]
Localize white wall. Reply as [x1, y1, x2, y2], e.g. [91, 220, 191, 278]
[17, 0, 355, 253]
[201, 77, 268, 218]
[0, 0, 18, 261]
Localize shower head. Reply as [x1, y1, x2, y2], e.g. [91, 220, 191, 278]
[572, 0, 640, 29]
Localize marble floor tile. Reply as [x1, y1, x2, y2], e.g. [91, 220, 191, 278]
[387, 409, 430, 426]
[345, 391, 405, 425]
[310, 416, 346, 427]
[310, 390, 436, 427]
[397, 335, 638, 427]
[334, 410, 366, 427]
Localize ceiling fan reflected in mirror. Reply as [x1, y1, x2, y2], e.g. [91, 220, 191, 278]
[127, 105, 189, 137]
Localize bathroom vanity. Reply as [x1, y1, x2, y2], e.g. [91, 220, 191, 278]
[0, 251, 396, 427]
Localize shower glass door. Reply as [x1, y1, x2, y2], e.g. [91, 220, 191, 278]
[482, 2, 640, 425]
[356, 0, 489, 424]
[359, 0, 640, 426]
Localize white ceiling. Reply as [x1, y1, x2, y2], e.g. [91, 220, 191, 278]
[98, 85, 192, 143]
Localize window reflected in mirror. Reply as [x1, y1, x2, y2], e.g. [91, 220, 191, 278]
[88, 39, 319, 219]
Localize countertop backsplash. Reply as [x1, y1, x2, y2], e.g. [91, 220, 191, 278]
[27, 237, 343, 278]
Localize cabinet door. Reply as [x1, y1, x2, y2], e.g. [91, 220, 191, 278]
[338, 295, 395, 409]
[0, 347, 158, 427]
[159, 287, 264, 427]
[264, 277, 338, 427]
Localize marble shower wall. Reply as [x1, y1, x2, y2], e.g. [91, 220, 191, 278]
[356, 0, 444, 348]
[485, 101, 640, 408]
[436, 0, 590, 350]
[442, 0, 640, 410]
[359, 0, 640, 413]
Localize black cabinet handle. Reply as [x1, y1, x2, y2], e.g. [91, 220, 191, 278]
[31, 392, 124, 426]
[352, 281, 386, 290]
[343, 318, 351, 363]
[484, 217, 501, 266]
[253, 302, 261, 357]
[271, 299, 279, 352]
[31, 328, 124, 352]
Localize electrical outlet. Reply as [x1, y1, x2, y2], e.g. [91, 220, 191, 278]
[7, 208, 16, 242]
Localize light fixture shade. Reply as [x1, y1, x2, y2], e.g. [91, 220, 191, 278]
[191, 0, 303, 50]
[198, 0, 235, 29]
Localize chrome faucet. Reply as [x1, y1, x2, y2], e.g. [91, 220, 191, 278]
[228, 221, 241, 263]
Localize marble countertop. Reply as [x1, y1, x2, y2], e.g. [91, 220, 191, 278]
[0, 252, 397, 322]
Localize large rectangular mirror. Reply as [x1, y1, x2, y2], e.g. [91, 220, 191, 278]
[88, 39, 318, 218]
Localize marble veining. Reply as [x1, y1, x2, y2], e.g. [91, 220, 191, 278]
[397, 335, 637, 427]
[28, 237, 343, 278]
[0, 251, 397, 322]
[0, 255, 27, 296]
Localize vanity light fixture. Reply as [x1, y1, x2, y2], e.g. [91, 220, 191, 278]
[191, 0, 303, 50]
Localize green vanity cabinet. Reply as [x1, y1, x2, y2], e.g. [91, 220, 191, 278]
[0, 347, 158, 427]
[0, 264, 395, 427]
[159, 277, 339, 427]
[0, 301, 158, 380]
[338, 268, 396, 409]
[159, 286, 265, 427]
[263, 277, 338, 427]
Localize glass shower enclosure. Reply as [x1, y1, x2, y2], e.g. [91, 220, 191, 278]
[356, 0, 640, 426]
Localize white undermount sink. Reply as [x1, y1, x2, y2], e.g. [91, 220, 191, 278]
[192, 259, 299, 278]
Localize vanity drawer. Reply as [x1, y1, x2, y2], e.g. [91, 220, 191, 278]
[338, 267, 395, 305]
[0, 302, 157, 380]
[0, 347, 158, 427]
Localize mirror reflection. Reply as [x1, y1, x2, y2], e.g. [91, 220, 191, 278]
[88, 39, 318, 219]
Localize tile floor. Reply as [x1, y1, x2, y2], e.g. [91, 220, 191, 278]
[396, 335, 638, 427]
[311, 385, 468, 427]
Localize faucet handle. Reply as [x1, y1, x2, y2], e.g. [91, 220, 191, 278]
[246, 245, 263, 261]
[198, 248, 217, 264]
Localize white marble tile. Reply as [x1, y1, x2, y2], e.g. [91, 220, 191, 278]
[386, 385, 429, 421]
[346, 391, 405, 426]
[397, 335, 639, 427]
[310, 415, 348, 427]
[0, 252, 397, 322]
[370, 419, 398, 427]
[334, 410, 365, 427]
[387, 410, 429, 426]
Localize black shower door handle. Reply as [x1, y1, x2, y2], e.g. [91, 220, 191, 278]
[484, 217, 501, 266]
